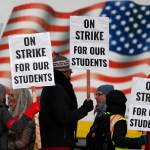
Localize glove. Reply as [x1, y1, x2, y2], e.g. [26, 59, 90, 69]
[6, 116, 19, 129]
[138, 135, 148, 145]
[24, 101, 40, 119]
[82, 99, 93, 112]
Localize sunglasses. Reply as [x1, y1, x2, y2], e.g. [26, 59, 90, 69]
[94, 92, 104, 97]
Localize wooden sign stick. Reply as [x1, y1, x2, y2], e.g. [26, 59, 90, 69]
[87, 70, 91, 100]
[32, 86, 41, 149]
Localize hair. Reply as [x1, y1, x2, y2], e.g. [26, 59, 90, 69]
[10, 88, 32, 117]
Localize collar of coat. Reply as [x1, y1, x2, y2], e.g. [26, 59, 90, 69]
[54, 70, 78, 110]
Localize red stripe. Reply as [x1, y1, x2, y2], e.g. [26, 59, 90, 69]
[0, 71, 11, 78]
[3, 28, 38, 37]
[0, 44, 9, 50]
[13, 2, 105, 18]
[110, 59, 150, 68]
[51, 40, 69, 46]
[0, 57, 10, 63]
[91, 73, 147, 83]
[8, 16, 70, 32]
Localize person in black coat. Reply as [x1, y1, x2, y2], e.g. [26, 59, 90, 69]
[39, 53, 93, 150]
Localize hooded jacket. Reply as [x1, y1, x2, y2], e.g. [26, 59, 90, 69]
[106, 90, 141, 149]
[39, 70, 88, 148]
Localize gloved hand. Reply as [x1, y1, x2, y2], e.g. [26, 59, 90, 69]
[6, 116, 19, 129]
[138, 135, 148, 145]
[24, 101, 40, 119]
[82, 99, 93, 112]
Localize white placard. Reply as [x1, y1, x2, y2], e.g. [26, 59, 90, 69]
[70, 16, 109, 71]
[9, 32, 55, 89]
[128, 77, 150, 131]
[128, 104, 150, 131]
[130, 77, 150, 104]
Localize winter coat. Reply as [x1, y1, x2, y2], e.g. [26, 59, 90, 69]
[0, 102, 31, 150]
[8, 120, 35, 150]
[39, 70, 88, 148]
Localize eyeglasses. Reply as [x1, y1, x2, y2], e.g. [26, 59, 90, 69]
[94, 92, 104, 97]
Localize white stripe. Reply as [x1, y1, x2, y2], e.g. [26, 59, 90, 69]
[0, 78, 12, 87]
[0, 51, 10, 58]
[0, 64, 11, 71]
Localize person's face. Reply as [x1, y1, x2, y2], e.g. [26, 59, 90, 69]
[62, 69, 73, 80]
[7, 91, 16, 107]
[94, 91, 106, 105]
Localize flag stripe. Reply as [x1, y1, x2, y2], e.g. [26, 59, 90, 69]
[110, 58, 150, 68]
[8, 16, 70, 32]
[13, 3, 105, 18]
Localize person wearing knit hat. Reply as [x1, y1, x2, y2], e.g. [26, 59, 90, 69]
[105, 90, 148, 149]
[86, 84, 114, 150]
[53, 52, 72, 80]
[39, 52, 94, 149]
[94, 84, 114, 118]
[53, 52, 70, 72]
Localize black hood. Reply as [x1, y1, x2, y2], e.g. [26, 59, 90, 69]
[106, 90, 127, 116]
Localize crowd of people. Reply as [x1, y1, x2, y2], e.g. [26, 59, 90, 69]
[0, 53, 149, 150]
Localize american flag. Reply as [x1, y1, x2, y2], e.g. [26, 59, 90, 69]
[0, 1, 149, 108]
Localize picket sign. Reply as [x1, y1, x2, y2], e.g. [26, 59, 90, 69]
[70, 16, 109, 101]
[32, 86, 41, 149]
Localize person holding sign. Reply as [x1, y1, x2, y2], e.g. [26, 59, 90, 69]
[0, 84, 40, 150]
[7, 88, 35, 150]
[106, 90, 148, 150]
[39, 53, 93, 150]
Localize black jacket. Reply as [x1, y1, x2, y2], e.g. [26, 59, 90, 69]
[107, 105, 140, 149]
[39, 70, 88, 148]
[0, 102, 30, 150]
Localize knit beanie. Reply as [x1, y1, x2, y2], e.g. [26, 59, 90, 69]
[0, 84, 6, 101]
[106, 90, 127, 107]
[53, 52, 70, 71]
[96, 84, 114, 96]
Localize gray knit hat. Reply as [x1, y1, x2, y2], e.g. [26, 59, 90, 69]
[0, 84, 6, 101]
[96, 84, 114, 96]
[53, 52, 70, 71]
